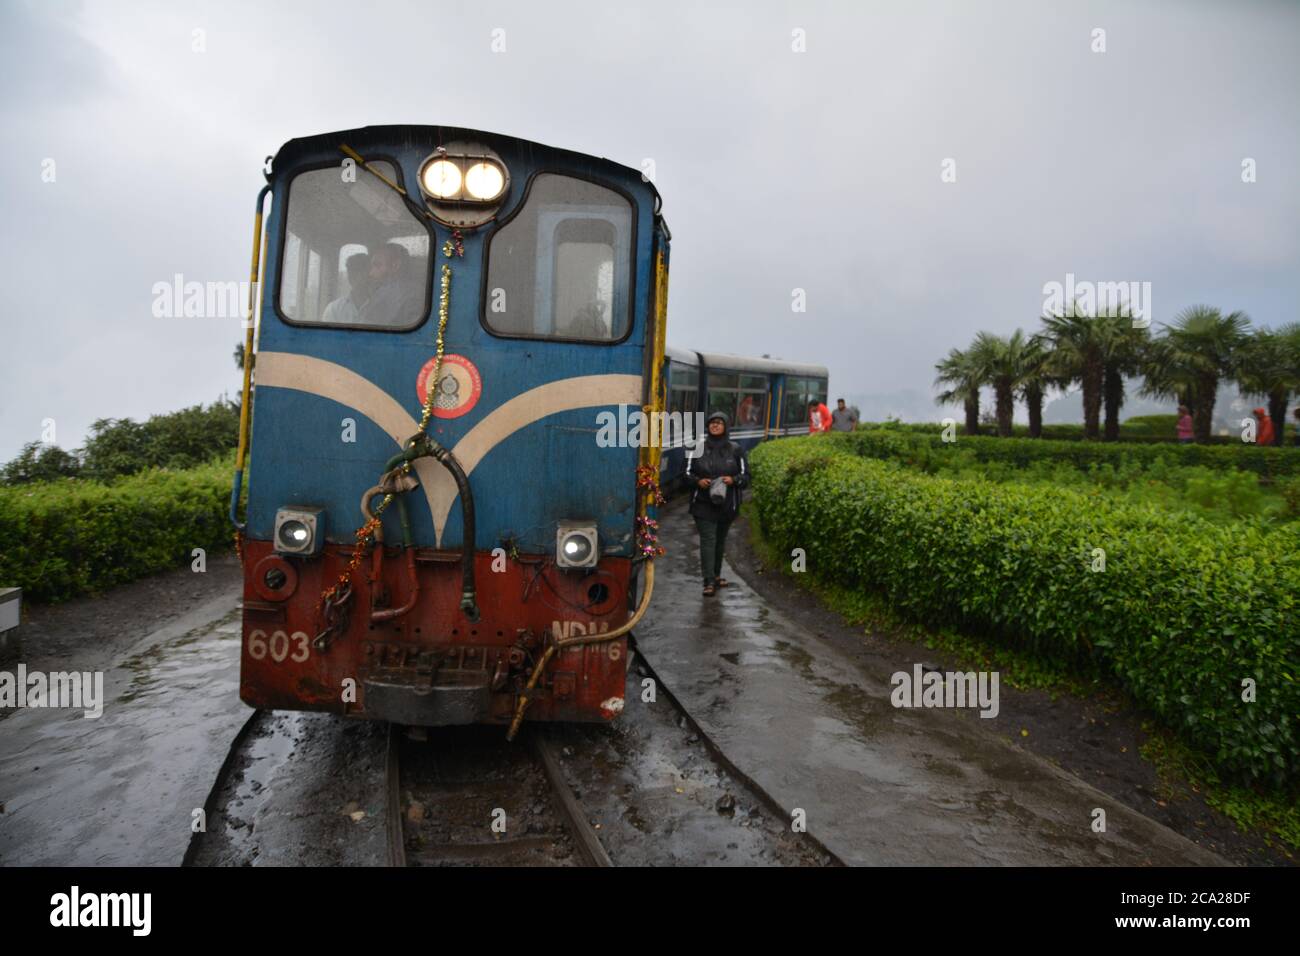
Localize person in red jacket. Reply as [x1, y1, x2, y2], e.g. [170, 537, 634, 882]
[1176, 404, 1194, 443]
[1253, 407, 1275, 446]
[808, 399, 832, 434]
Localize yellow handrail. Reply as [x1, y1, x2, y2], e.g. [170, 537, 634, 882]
[231, 184, 270, 531]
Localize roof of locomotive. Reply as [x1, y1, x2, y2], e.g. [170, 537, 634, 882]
[270, 124, 664, 209]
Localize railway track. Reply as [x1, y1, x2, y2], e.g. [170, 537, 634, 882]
[387, 722, 612, 867]
[192, 654, 838, 868]
[386, 646, 840, 867]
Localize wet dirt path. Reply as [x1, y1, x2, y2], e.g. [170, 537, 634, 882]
[186, 711, 389, 867]
[0, 560, 248, 866]
[632, 499, 1226, 866]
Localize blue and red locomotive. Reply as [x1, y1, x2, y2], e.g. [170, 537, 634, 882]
[232, 125, 824, 732]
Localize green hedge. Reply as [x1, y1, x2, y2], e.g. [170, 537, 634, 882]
[848, 428, 1300, 480]
[0, 456, 237, 602]
[751, 437, 1300, 787]
[874, 421, 1249, 445]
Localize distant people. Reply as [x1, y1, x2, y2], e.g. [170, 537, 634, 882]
[321, 252, 371, 324]
[361, 243, 422, 327]
[808, 399, 832, 434]
[685, 411, 750, 598]
[831, 398, 858, 432]
[1252, 407, 1274, 446]
[1176, 405, 1194, 444]
[736, 393, 760, 427]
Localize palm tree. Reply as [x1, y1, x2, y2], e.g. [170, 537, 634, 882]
[1098, 307, 1150, 441]
[1235, 324, 1299, 447]
[934, 347, 984, 436]
[1040, 305, 1108, 440]
[971, 330, 1034, 437]
[1140, 305, 1251, 442]
[1018, 333, 1060, 438]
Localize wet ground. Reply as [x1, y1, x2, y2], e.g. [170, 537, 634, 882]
[193, 656, 833, 867]
[726, 509, 1296, 867]
[546, 655, 835, 866]
[2, 509, 1267, 868]
[187, 711, 389, 867]
[0, 553, 247, 865]
[634, 498, 1227, 866]
[400, 727, 580, 866]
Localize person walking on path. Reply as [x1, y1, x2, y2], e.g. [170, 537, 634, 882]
[685, 411, 750, 597]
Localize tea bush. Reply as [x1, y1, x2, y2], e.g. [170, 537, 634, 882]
[846, 428, 1300, 481]
[0, 455, 237, 602]
[751, 437, 1300, 786]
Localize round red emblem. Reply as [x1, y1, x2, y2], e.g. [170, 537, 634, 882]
[415, 354, 482, 419]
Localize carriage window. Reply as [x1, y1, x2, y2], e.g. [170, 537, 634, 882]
[735, 389, 766, 428]
[781, 377, 828, 426]
[278, 162, 431, 329]
[485, 174, 633, 341]
[782, 377, 809, 426]
[669, 387, 698, 416]
[670, 363, 699, 390]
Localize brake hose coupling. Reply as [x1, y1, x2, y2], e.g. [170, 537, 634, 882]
[461, 591, 481, 622]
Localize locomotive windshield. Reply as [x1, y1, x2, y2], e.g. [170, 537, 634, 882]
[278, 161, 431, 329]
[485, 174, 633, 342]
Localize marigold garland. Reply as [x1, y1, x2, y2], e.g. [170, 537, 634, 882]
[635, 466, 667, 556]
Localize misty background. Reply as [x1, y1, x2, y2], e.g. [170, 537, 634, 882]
[1, 0, 1297, 459]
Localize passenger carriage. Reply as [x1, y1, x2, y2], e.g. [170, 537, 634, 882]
[658, 348, 828, 486]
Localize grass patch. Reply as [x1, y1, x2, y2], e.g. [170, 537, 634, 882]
[1140, 724, 1299, 857]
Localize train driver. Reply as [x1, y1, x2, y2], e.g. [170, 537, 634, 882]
[321, 252, 371, 324]
[361, 243, 422, 327]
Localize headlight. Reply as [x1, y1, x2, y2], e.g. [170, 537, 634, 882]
[274, 507, 324, 557]
[464, 162, 505, 201]
[279, 520, 310, 548]
[421, 159, 462, 199]
[556, 523, 598, 569]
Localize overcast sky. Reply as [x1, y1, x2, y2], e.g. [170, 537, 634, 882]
[2, 0, 1297, 458]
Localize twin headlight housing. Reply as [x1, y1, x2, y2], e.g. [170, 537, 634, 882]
[556, 522, 599, 569]
[416, 141, 510, 228]
[418, 150, 508, 203]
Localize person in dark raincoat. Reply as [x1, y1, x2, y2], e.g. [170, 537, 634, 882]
[685, 411, 750, 597]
